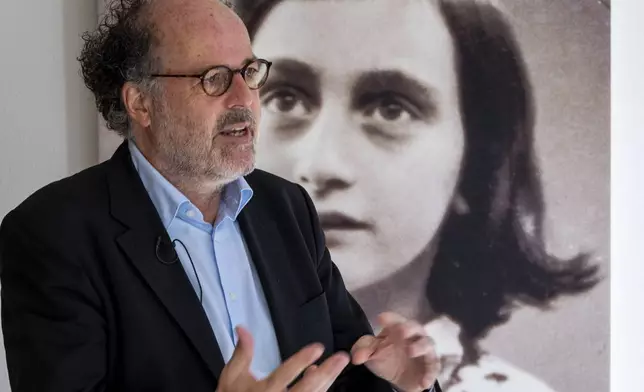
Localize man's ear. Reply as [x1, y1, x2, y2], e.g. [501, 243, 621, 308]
[122, 82, 153, 129]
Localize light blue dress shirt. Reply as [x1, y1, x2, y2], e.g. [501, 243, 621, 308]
[128, 141, 433, 391]
[128, 141, 282, 380]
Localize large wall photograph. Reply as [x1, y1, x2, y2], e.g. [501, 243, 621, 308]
[98, 0, 610, 391]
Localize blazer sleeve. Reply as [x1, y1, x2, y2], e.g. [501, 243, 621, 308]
[293, 184, 392, 391]
[295, 184, 442, 392]
[0, 209, 107, 392]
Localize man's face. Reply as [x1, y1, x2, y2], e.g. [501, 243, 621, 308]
[142, 0, 262, 185]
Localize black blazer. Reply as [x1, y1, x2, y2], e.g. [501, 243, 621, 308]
[0, 141, 440, 392]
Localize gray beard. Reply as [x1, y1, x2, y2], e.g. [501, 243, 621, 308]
[158, 141, 256, 188]
[148, 94, 258, 189]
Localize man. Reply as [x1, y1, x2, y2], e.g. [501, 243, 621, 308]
[0, 0, 441, 391]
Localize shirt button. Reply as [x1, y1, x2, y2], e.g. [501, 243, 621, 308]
[230, 292, 237, 301]
[186, 209, 196, 218]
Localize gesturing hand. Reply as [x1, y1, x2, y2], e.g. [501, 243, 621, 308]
[350, 312, 441, 392]
[216, 326, 350, 392]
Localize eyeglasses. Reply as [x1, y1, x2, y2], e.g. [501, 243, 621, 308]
[149, 58, 272, 97]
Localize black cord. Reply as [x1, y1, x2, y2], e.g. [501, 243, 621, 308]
[155, 236, 203, 304]
[173, 239, 204, 304]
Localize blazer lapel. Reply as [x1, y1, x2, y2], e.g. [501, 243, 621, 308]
[105, 142, 226, 380]
[237, 197, 304, 361]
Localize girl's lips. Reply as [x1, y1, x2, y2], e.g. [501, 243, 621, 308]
[319, 212, 372, 231]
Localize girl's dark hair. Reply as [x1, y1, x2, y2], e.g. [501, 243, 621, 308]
[428, 0, 599, 340]
[234, 0, 601, 340]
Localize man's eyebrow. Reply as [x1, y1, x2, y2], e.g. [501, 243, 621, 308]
[237, 55, 258, 67]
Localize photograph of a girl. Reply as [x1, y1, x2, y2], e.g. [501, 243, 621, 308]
[230, 0, 609, 390]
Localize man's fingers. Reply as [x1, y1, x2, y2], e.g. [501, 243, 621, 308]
[406, 335, 435, 358]
[377, 311, 408, 328]
[222, 326, 255, 381]
[374, 313, 439, 360]
[421, 353, 442, 389]
[378, 319, 427, 348]
[314, 353, 351, 392]
[291, 352, 350, 392]
[262, 343, 325, 391]
[350, 335, 378, 365]
[304, 364, 318, 376]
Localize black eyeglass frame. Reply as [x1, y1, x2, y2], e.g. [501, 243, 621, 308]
[149, 58, 272, 97]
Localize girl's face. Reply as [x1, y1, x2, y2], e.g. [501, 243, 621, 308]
[253, 0, 465, 290]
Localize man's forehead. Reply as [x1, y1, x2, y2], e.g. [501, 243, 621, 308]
[152, 0, 236, 34]
[151, 0, 252, 68]
[151, 0, 227, 17]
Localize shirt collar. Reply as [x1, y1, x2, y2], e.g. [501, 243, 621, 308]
[128, 140, 253, 229]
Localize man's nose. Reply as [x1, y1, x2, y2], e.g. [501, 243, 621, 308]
[223, 73, 255, 109]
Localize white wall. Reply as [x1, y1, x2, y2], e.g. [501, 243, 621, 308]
[0, 1, 98, 390]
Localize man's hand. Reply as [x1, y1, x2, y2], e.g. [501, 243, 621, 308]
[350, 312, 441, 392]
[216, 326, 350, 392]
